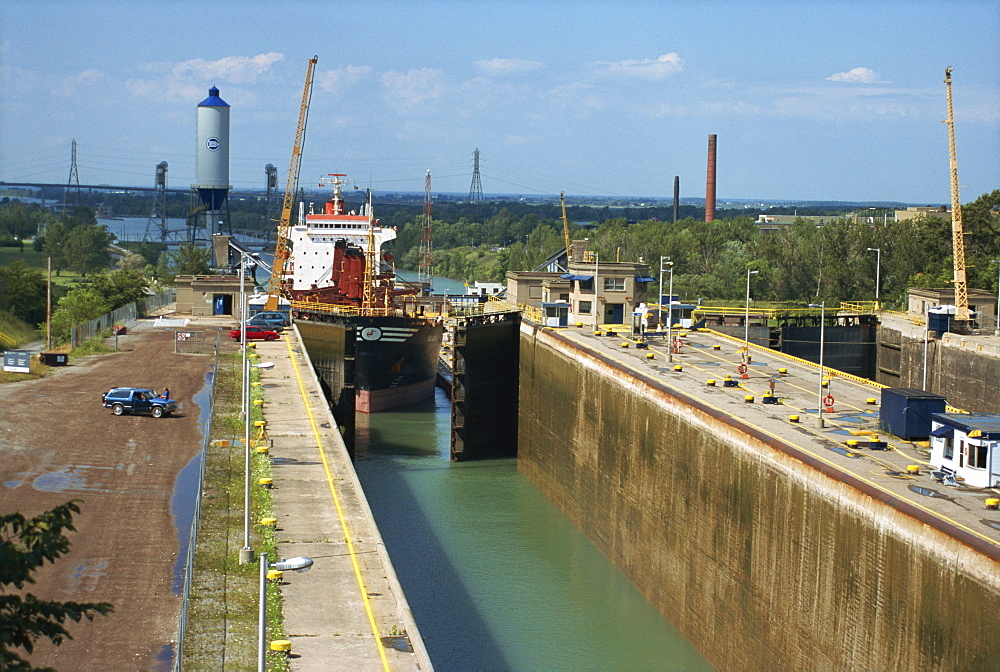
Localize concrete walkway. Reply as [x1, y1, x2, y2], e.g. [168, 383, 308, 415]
[253, 328, 432, 671]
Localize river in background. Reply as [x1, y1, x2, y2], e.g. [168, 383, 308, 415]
[353, 387, 712, 671]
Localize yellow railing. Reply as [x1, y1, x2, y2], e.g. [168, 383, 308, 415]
[700, 328, 886, 390]
[290, 300, 395, 317]
[0, 331, 16, 347]
[485, 296, 542, 323]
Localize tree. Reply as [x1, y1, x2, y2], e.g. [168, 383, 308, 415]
[49, 288, 110, 343]
[0, 500, 113, 669]
[64, 224, 113, 276]
[88, 269, 149, 310]
[157, 243, 211, 283]
[42, 222, 69, 277]
[0, 261, 47, 325]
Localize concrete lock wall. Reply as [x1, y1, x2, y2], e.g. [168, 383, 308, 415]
[518, 323, 1000, 670]
[877, 325, 1000, 413]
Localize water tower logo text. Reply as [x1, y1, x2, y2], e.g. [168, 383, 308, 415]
[206, 137, 221, 151]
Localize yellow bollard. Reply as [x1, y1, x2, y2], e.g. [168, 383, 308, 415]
[673, 364, 683, 371]
[258, 477, 273, 488]
[744, 395, 754, 403]
[706, 379, 716, 386]
[266, 569, 283, 581]
[645, 352, 655, 359]
[259, 517, 277, 527]
[270, 639, 292, 653]
[906, 465, 920, 476]
[985, 498, 999, 510]
[789, 415, 800, 423]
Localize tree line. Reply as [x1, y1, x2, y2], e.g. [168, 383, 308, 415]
[382, 191, 1000, 310]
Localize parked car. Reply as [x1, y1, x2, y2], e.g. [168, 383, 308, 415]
[102, 387, 176, 418]
[230, 326, 280, 341]
[247, 312, 289, 329]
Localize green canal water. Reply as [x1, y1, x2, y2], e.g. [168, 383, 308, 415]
[353, 386, 712, 671]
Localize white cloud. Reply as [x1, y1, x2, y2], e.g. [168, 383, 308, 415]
[172, 52, 285, 84]
[596, 53, 684, 80]
[316, 65, 374, 93]
[53, 69, 109, 97]
[474, 58, 544, 76]
[381, 68, 444, 111]
[827, 67, 889, 84]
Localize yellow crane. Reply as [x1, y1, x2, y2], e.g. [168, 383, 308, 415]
[265, 56, 318, 311]
[560, 192, 572, 269]
[944, 66, 969, 323]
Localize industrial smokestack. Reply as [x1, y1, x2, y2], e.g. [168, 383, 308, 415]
[673, 175, 680, 224]
[705, 134, 717, 222]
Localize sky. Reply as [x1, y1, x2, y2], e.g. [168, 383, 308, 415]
[1, 0, 998, 205]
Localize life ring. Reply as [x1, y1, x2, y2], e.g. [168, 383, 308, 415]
[823, 395, 835, 407]
[737, 363, 748, 374]
[673, 339, 683, 349]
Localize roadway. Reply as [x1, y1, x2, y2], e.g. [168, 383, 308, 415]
[551, 323, 1000, 556]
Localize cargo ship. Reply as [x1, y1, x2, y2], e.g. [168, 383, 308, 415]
[285, 175, 443, 413]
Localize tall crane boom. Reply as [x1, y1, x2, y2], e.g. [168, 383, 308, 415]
[944, 66, 969, 323]
[265, 56, 318, 311]
[560, 192, 572, 269]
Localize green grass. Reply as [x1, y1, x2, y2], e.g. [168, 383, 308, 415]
[181, 352, 287, 671]
[0, 247, 90, 287]
[0, 310, 41, 348]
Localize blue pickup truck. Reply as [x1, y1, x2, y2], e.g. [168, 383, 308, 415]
[102, 387, 177, 418]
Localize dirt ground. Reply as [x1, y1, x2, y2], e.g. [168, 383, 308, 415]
[0, 318, 228, 671]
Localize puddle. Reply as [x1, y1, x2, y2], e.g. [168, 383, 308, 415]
[152, 642, 174, 672]
[171, 451, 205, 595]
[33, 466, 111, 493]
[379, 635, 413, 652]
[270, 457, 321, 466]
[826, 445, 860, 458]
[827, 429, 852, 435]
[981, 519, 1000, 531]
[170, 369, 214, 597]
[696, 362, 720, 366]
[908, 485, 965, 508]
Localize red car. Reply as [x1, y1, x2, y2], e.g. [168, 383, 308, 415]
[230, 326, 279, 341]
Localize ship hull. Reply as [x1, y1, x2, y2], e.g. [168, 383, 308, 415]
[296, 314, 443, 414]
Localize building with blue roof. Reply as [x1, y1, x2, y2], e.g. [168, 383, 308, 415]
[928, 413, 1000, 488]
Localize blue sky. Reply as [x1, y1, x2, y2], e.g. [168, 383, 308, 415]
[1, 0, 997, 204]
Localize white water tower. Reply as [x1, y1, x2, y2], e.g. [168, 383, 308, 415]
[193, 86, 231, 236]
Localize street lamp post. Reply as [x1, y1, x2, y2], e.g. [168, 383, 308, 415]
[664, 260, 675, 362]
[992, 260, 1000, 336]
[866, 247, 881, 305]
[658, 256, 669, 329]
[239, 254, 253, 565]
[809, 302, 826, 428]
[259, 554, 313, 670]
[745, 269, 759, 346]
[593, 252, 600, 331]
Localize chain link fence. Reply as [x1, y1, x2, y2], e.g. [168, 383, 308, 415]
[173, 329, 224, 355]
[71, 289, 176, 347]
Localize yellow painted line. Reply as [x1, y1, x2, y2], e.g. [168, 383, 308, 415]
[284, 337, 391, 671]
[558, 331, 1000, 550]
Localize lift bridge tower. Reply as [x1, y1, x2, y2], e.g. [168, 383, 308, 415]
[143, 162, 171, 242]
[418, 170, 434, 287]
